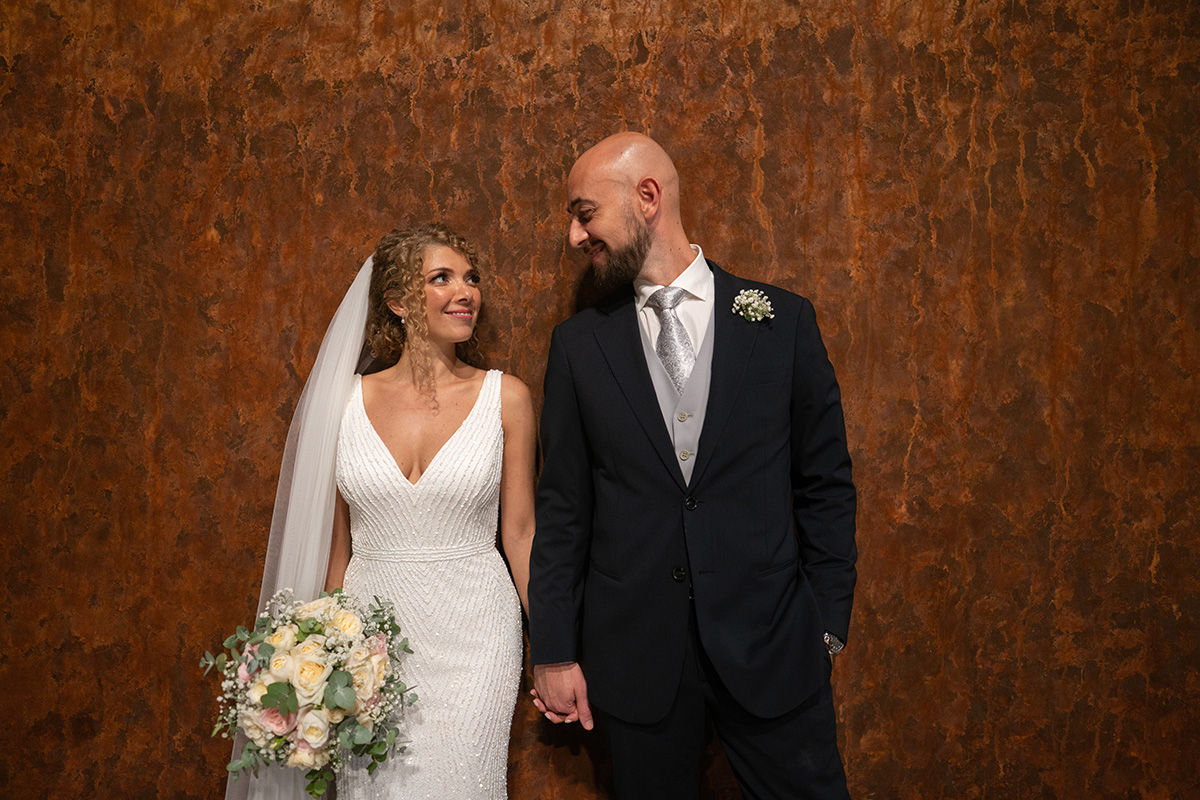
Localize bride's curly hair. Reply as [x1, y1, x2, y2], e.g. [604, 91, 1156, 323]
[365, 223, 484, 396]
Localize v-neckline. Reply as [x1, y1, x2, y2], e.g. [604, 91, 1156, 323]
[356, 372, 490, 488]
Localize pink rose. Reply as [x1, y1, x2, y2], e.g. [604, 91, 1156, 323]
[258, 706, 298, 736]
[237, 644, 261, 684]
[367, 634, 388, 656]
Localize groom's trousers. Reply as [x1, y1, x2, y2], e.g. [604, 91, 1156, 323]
[594, 607, 851, 800]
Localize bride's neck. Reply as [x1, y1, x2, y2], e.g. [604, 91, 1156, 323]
[395, 339, 465, 385]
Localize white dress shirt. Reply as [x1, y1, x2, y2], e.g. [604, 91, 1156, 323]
[633, 245, 713, 355]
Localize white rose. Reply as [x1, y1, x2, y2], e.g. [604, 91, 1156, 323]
[329, 608, 364, 638]
[293, 634, 328, 657]
[268, 652, 296, 683]
[345, 644, 371, 667]
[293, 654, 334, 705]
[239, 711, 271, 748]
[348, 660, 377, 703]
[247, 677, 270, 705]
[298, 708, 331, 749]
[286, 744, 318, 769]
[369, 653, 391, 684]
[326, 707, 346, 724]
[265, 625, 298, 652]
[295, 596, 337, 622]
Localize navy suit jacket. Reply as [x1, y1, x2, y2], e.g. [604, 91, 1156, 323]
[530, 261, 857, 724]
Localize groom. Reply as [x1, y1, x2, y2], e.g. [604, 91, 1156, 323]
[529, 132, 857, 798]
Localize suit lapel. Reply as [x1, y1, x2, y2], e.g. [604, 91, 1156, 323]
[594, 297, 688, 491]
[689, 263, 759, 488]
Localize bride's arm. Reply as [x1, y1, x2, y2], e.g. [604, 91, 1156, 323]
[324, 490, 351, 592]
[499, 373, 537, 615]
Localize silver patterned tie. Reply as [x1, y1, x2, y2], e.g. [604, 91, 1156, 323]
[646, 286, 695, 394]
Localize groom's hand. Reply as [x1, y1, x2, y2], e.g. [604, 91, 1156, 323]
[531, 662, 594, 730]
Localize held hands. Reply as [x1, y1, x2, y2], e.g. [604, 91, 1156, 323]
[530, 662, 593, 730]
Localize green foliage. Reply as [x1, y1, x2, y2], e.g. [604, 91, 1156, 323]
[351, 723, 374, 746]
[305, 765, 335, 798]
[202, 650, 231, 676]
[249, 641, 275, 672]
[226, 741, 262, 779]
[261, 681, 299, 716]
[368, 595, 403, 638]
[323, 669, 357, 710]
[296, 617, 324, 641]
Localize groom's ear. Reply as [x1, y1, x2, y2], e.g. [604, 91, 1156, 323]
[635, 176, 663, 221]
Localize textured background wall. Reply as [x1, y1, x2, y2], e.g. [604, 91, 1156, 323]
[2, 0, 1197, 797]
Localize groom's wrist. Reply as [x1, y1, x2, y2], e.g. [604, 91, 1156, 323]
[824, 631, 845, 655]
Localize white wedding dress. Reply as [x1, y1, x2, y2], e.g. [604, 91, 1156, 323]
[335, 369, 521, 799]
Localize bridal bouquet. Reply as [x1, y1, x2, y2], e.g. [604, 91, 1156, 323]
[202, 588, 418, 798]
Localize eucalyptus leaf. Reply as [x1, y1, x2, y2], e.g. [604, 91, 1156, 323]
[331, 685, 356, 710]
[261, 681, 293, 711]
[352, 723, 373, 745]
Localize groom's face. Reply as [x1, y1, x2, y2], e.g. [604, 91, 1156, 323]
[567, 170, 650, 284]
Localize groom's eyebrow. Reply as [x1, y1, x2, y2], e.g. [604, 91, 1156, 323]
[567, 198, 593, 215]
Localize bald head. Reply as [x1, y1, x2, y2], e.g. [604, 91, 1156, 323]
[565, 133, 693, 284]
[569, 132, 681, 216]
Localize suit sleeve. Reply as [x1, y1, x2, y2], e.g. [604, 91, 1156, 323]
[790, 297, 858, 643]
[529, 325, 595, 665]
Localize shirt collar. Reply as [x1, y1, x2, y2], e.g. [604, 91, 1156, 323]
[634, 245, 711, 310]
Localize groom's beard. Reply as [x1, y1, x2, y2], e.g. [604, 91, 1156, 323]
[593, 218, 651, 286]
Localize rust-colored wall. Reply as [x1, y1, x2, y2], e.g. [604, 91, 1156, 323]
[3, 1, 1197, 797]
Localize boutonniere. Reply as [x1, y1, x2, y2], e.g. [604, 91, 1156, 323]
[731, 289, 774, 322]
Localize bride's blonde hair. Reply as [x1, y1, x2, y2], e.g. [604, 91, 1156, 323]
[365, 223, 483, 396]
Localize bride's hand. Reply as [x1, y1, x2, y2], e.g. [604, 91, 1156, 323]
[531, 662, 593, 730]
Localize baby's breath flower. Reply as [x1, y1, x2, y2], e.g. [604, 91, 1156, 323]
[731, 289, 775, 322]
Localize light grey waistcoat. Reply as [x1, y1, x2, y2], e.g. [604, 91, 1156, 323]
[639, 301, 716, 486]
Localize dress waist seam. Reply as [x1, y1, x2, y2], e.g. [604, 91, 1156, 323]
[352, 543, 497, 563]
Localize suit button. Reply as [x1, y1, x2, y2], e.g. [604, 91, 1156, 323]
[677, 411, 690, 423]
[679, 450, 691, 461]
[672, 567, 687, 582]
[684, 496, 697, 511]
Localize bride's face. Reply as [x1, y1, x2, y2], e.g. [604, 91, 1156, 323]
[414, 245, 481, 345]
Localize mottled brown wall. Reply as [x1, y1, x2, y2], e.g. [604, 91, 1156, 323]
[3, 0, 1197, 797]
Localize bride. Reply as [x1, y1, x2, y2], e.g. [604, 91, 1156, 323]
[229, 223, 534, 800]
